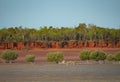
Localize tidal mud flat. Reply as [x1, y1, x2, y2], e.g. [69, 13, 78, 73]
[0, 64, 120, 82]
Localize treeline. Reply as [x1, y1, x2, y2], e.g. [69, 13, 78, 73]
[0, 23, 120, 49]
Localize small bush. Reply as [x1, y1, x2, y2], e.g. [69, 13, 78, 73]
[107, 55, 114, 61]
[79, 50, 91, 60]
[97, 51, 106, 60]
[89, 51, 106, 61]
[47, 52, 63, 64]
[25, 54, 35, 62]
[0, 50, 18, 63]
[89, 51, 98, 60]
[114, 52, 120, 61]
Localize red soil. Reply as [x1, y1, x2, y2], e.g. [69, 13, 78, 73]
[0, 48, 119, 63]
[0, 41, 120, 50]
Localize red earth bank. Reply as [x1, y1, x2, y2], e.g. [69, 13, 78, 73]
[0, 41, 120, 50]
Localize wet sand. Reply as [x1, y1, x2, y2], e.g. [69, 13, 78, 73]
[0, 63, 120, 82]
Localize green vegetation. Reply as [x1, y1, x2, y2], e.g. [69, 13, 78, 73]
[79, 50, 91, 60]
[25, 54, 35, 62]
[89, 51, 98, 60]
[47, 52, 64, 64]
[107, 55, 115, 61]
[0, 49, 120, 64]
[0, 50, 18, 63]
[0, 23, 120, 46]
[114, 52, 120, 61]
[89, 51, 106, 61]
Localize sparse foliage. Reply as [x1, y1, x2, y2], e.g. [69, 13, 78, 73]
[0, 50, 18, 63]
[114, 52, 120, 61]
[89, 51, 106, 61]
[47, 52, 64, 64]
[25, 54, 35, 62]
[107, 55, 114, 61]
[79, 50, 91, 60]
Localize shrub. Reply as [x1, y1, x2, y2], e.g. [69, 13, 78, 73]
[89, 51, 106, 61]
[47, 52, 63, 64]
[114, 52, 120, 61]
[89, 51, 98, 60]
[25, 54, 35, 62]
[0, 50, 18, 63]
[79, 50, 91, 60]
[107, 55, 114, 61]
[96, 51, 106, 60]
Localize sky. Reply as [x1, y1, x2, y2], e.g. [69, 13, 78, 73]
[0, 0, 120, 28]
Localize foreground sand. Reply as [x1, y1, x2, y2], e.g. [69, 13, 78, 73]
[0, 63, 120, 82]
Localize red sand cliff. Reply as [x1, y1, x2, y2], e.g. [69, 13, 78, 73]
[0, 41, 120, 50]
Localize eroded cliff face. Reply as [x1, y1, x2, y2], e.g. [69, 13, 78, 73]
[0, 41, 120, 49]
